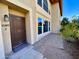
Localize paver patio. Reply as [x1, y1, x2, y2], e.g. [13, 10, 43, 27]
[33, 33, 74, 59]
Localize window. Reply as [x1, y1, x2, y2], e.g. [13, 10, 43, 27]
[43, 0, 48, 12]
[43, 20, 48, 32]
[38, 18, 43, 34]
[37, 0, 48, 13]
[37, 0, 42, 7]
[38, 18, 50, 34]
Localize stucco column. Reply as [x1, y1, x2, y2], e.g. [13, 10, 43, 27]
[0, 14, 5, 59]
[0, 3, 12, 55]
[51, 2, 61, 33]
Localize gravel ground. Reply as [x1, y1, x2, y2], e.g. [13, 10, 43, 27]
[33, 33, 79, 59]
[63, 40, 79, 59]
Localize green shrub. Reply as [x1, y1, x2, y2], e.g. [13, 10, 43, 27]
[60, 17, 79, 42]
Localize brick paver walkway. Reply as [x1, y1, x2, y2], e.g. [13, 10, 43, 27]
[33, 33, 74, 59]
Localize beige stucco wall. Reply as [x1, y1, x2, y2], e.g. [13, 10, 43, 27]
[35, 0, 52, 40]
[0, 0, 37, 55]
[9, 9, 26, 17]
[0, 3, 12, 55]
[0, 0, 61, 57]
[0, 14, 5, 59]
[51, 2, 61, 33]
[6, 0, 61, 43]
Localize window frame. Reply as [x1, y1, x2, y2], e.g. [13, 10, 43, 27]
[37, 17, 50, 35]
[37, 0, 49, 13]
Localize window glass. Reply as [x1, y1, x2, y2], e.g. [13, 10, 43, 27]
[43, 0, 48, 12]
[43, 20, 48, 32]
[38, 18, 50, 34]
[38, 26, 42, 34]
[38, 18, 43, 34]
[37, 0, 42, 7]
[37, 0, 49, 13]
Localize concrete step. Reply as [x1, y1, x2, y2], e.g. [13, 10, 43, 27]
[20, 49, 44, 59]
[43, 57, 47, 59]
[7, 46, 44, 59]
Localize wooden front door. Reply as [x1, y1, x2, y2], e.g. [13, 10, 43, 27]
[10, 14, 26, 49]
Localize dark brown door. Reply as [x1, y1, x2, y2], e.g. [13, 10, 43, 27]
[10, 14, 26, 49]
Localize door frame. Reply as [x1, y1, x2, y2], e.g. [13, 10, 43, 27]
[9, 14, 27, 50]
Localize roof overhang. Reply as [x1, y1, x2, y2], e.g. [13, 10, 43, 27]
[50, 0, 62, 16]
